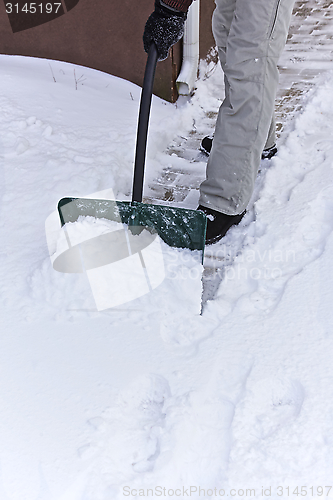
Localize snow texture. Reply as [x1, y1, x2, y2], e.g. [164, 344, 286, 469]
[1, 53, 333, 500]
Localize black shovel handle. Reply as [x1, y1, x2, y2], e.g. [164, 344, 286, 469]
[132, 43, 159, 203]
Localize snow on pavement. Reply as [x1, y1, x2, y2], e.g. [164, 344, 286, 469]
[1, 54, 333, 499]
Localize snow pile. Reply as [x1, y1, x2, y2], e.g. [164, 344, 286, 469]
[0, 55, 197, 322]
[1, 53, 333, 500]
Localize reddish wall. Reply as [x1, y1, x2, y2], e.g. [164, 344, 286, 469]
[0, 0, 215, 101]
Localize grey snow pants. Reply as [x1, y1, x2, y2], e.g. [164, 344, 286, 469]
[198, 0, 295, 215]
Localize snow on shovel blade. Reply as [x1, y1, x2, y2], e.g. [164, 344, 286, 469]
[57, 197, 207, 258]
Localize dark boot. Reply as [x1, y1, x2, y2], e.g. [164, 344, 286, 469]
[197, 205, 246, 245]
[261, 144, 278, 159]
[200, 135, 214, 156]
[200, 135, 277, 160]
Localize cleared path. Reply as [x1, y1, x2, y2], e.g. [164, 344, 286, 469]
[145, 0, 333, 205]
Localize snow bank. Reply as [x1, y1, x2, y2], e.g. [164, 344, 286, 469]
[1, 53, 333, 500]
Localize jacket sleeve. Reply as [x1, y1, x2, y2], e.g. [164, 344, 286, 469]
[162, 0, 194, 13]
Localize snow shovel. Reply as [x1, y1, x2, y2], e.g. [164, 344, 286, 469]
[57, 43, 207, 265]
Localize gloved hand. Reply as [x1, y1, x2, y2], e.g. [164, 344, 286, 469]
[143, 0, 187, 61]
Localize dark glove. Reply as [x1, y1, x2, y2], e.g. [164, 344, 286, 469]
[143, 0, 187, 62]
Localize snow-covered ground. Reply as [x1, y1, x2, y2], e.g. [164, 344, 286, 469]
[1, 52, 333, 500]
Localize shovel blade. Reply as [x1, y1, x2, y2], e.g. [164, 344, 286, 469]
[58, 197, 207, 256]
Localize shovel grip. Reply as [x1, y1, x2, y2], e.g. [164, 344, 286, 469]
[132, 43, 159, 203]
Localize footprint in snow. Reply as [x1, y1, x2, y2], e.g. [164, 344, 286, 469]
[155, 353, 253, 486]
[82, 373, 170, 486]
[247, 377, 305, 439]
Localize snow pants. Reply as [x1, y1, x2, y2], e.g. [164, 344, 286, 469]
[198, 0, 295, 215]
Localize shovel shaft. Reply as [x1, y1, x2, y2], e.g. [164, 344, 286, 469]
[132, 43, 159, 203]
